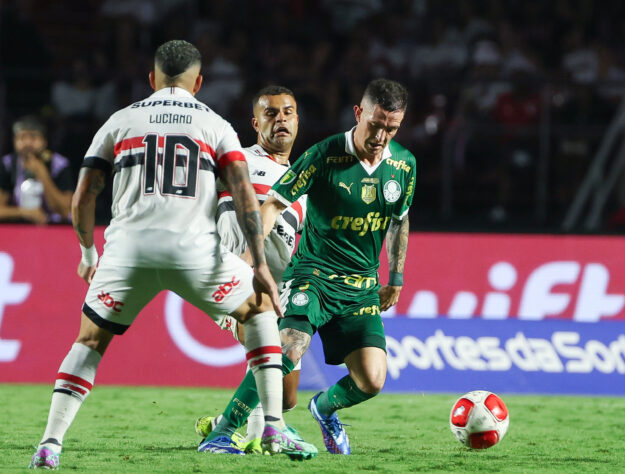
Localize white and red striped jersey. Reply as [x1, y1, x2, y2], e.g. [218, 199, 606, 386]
[216, 144, 306, 283]
[83, 87, 246, 268]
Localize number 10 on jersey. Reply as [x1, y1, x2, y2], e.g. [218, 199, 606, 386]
[143, 133, 200, 198]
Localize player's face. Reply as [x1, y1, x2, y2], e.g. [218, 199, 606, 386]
[253, 94, 299, 155]
[353, 100, 405, 161]
[14, 130, 47, 157]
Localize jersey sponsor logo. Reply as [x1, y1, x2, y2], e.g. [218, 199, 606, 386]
[212, 276, 241, 302]
[361, 177, 379, 184]
[275, 223, 295, 247]
[329, 273, 378, 289]
[291, 292, 309, 306]
[326, 155, 355, 164]
[252, 169, 266, 176]
[279, 169, 297, 185]
[383, 180, 402, 203]
[130, 99, 210, 112]
[404, 176, 414, 203]
[361, 184, 377, 204]
[386, 158, 411, 172]
[331, 212, 392, 236]
[290, 164, 317, 196]
[339, 181, 353, 194]
[352, 304, 381, 316]
[97, 291, 125, 313]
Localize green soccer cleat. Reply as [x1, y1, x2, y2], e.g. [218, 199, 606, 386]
[28, 446, 60, 469]
[194, 415, 245, 449]
[261, 424, 317, 460]
[195, 415, 221, 438]
[243, 437, 266, 455]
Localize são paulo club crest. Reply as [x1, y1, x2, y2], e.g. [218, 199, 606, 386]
[291, 292, 309, 306]
[383, 180, 402, 203]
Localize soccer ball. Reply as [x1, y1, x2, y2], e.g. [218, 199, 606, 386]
[449, 390, 509, 449]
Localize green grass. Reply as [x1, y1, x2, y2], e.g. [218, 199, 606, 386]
[2, 384, 624, 472]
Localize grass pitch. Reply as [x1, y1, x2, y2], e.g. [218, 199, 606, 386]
[3, 384, 624, 472]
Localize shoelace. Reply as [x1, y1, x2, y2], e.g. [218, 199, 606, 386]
[325, 415, 350, 437]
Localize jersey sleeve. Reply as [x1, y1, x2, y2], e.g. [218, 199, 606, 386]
[269, 146, 321, 206]
[82, 116, 117, 174]
[215, 122, 245, 172]
[393, 156, 416, 220]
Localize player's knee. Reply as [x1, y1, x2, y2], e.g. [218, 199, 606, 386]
[74, 334, 111, 355]
[283, 347, 302, 366]
[360, 377, 385, 395]
[358, 368, 387, 394]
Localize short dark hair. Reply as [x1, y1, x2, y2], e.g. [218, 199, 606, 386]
[362, 79, 408, 112]
[12, 115, 46, 136]
[154, 40, 201, 78]
[252, 85, 295, 107]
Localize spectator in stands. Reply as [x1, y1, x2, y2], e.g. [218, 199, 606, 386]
[0, 115, 73, 224]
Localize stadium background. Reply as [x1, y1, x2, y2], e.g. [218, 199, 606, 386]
[1, 0, 624, 396]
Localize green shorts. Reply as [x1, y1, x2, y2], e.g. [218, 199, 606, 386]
[279, 271, 386, 365]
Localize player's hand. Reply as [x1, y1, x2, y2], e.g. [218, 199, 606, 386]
[252, 262, 284, 317]
[77, 261, 97, 284]
[379, 285, 402, 311]
[21, 152, 47, 178]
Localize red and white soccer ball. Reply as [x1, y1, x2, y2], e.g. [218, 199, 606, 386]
[449, 390, 509, 449]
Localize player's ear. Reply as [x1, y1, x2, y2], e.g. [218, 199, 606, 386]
[354, 105, 362, 123]
[192, 74, 203, 95]
[149, 71, 156, 90]
[251, 117, 259, 132]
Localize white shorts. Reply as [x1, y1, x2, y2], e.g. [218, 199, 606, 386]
[83, 251, 253, 335]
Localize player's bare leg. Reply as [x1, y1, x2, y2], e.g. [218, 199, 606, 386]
[30, 314, 114, 469]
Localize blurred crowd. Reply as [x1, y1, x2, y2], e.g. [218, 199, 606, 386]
[1, 0, 624, 231]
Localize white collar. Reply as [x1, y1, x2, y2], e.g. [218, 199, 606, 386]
[247, 144, 289, 166]
[151, 87, 195, 98]
[344, 127, 392, 175]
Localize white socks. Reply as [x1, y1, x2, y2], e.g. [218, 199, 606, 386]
[40, 343, 102, 448]
[242, 311, 284, 428]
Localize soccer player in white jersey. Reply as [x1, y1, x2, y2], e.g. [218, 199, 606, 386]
[28, 41, 316, 469]
[195, 86, 306, 453]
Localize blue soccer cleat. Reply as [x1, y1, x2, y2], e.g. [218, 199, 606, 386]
[198, 435, 245, 455]
[308, 392, 351, 454]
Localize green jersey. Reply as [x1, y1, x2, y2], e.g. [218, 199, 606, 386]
[270, 129, 416, 279]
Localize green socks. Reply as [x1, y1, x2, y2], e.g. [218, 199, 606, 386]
[216, 354, 295, 434]
[316, 375, 376, 417]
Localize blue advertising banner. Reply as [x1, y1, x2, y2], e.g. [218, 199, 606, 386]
[299, 318, 625, 395]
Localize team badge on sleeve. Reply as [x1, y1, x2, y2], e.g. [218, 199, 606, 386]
[383, 180, 401, 203]
[291, 292, 309, 306]
[280, 170, 297, 185]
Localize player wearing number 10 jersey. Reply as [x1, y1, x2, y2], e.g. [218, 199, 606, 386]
[29, 40, 315, 470]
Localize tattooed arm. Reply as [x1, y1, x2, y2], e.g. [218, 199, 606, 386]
[379, 216, 410, 311]
[222, 160, 283, 315]
[386, 216, 410, 276]
[72, 167, 107, 282]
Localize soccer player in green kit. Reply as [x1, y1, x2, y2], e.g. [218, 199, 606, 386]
[202, 78, 413, 455]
